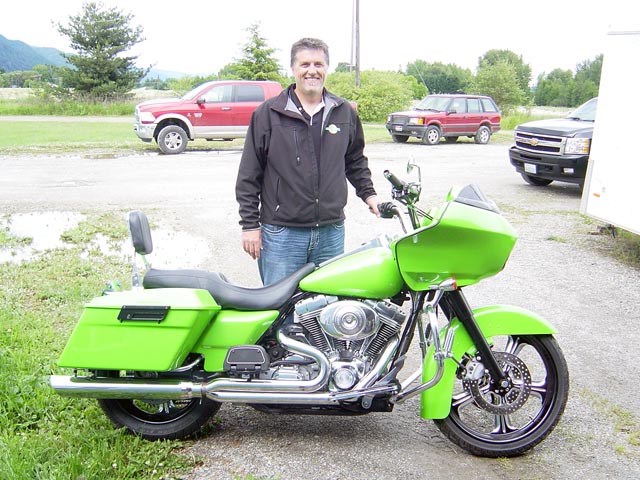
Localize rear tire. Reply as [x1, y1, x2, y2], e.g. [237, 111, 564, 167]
[98, 397, 220, 440]
[95, 369, 220, 440]
[434, 335, 569, 457]
[474, 125, 492, 144]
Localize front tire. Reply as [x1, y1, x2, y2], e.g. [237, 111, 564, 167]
[422, 125, 441, 145]
[521, 173, 553, 186]
[157, 125, 189, 154]
[391, 134, 409, 143]
[434, 335, 569, 457]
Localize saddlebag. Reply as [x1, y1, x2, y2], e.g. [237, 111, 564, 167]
[58, 288, 220, 371]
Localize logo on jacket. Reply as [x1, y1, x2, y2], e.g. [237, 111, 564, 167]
[325, 124, 341, 134]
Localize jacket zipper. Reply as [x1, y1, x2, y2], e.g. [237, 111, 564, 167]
[293, 129, 301, 165]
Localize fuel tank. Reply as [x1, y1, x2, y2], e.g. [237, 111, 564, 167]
[299, 245, 403, 299]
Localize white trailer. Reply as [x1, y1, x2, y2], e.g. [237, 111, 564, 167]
[581, 27, 640, 235]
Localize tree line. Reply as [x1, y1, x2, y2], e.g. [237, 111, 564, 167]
[1, 2, 601, 122]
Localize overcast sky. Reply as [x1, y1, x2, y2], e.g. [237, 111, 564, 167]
[1, 0, 637, 81]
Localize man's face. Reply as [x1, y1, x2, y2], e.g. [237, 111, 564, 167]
[292, 48, 328, 98]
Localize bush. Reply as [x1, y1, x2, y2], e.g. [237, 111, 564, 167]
[327, 71, 416, 123]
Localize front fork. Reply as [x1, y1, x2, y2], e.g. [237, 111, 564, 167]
[393, 283, 508, 404]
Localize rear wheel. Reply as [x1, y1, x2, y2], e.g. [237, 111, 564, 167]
[521, 173, 553, 186]
[157, 124, 188, 154]
[434, 335, 569, 457]
[474, 125, 492, 144]
[96, 371, 220, 440]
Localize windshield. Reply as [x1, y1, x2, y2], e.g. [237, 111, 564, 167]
[415, 95, 452, 112]
[453, 184, 500, 214]
[181, 82, 214, 101]
[566, 97, 598, 122]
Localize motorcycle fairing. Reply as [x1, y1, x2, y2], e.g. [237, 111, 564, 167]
[57, 288, 220, 371]
[393, 197, 517, 289]
[420, 304, 557, 419]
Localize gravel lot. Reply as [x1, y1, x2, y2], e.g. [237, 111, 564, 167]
[1, 140, 638, 479]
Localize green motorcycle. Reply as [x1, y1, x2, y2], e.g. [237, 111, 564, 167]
[50, 162, 569, 457]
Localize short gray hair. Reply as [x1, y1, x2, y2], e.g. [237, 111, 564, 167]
[290, 38, 330, 67]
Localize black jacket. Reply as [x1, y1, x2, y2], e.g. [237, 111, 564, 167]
[236, 85, 376, 230]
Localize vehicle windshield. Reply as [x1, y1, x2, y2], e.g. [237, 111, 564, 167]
[415, 96, 452, 112]
[181, 83, 214, 101]
[566, 97, 598, 122]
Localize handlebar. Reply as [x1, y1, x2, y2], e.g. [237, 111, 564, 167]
[383, 170, 406, 190]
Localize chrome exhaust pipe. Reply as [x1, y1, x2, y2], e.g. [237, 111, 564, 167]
[51, 328, 331, 401]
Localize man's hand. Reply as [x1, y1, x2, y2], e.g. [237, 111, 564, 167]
[242, 229, 262, 260]
[366, 195, 381, 216]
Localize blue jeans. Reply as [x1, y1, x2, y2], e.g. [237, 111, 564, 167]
[258, 222, 345, 286]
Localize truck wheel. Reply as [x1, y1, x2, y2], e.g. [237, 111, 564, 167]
[391, 134, 409, 143]
[521, 173, 553, 186]
[157, 125, 188, 154]
[422, 125, 441, 145]
[474, 126, 492, 144]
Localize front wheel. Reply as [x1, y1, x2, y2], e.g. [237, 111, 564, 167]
[434, 334, 569, 457]
[391, 134, 409, 143]
[422, 125, 441, 145]
[521, 173, 553, 186]
[157, 124, 189, 154]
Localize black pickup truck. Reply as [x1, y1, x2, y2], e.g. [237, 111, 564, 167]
[509, 97, 597, 188]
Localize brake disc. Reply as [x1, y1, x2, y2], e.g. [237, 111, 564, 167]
[462, 351, 532, 415]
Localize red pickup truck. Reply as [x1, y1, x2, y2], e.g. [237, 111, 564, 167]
[134, 80, 283, 154]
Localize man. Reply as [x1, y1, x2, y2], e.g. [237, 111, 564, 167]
[236, 37, 379, 285]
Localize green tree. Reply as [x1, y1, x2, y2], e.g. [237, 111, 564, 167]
[573, 54, 602, 105]
[223, 23, 286, 84]
[534, 68, 574, 106]
[478, 49, 532, 101]
[406, 60, 472, 95]
[56, 1, 148, 99]
[470, 62, 523, 112]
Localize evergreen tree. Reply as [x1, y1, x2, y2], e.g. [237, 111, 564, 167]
[223, 23, 286, 84]
[56, 1, 148, 99]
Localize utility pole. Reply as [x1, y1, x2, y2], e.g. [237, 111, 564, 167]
[354, 0, 360, 87]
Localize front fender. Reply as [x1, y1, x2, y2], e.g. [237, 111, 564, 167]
[420, 304, 557, 419]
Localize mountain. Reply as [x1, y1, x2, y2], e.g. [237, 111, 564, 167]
[0, 35, 191, 80]
[0, 34, 67, 72]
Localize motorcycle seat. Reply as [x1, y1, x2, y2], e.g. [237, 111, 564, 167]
[142, 262, 315, 311]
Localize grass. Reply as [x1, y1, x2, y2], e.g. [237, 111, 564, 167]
[0, 213, 198, 479]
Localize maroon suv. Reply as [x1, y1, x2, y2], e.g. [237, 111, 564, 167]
[385, 94, 501, 145]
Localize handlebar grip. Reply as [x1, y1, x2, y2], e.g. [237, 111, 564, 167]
[378, 202, 397, 219]
[383, 170, 406, 189]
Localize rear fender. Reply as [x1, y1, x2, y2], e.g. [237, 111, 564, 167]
[420, 304, 557, 419]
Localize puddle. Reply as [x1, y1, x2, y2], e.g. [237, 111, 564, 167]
[1, 212, 210, 269]
[0, 212, 85, 263]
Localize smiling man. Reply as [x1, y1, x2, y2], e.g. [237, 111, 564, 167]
[235, 37, 380, 286]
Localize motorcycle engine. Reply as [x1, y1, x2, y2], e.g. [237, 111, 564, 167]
[277, 295, 407, 391]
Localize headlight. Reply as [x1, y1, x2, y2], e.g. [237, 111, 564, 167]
[408, 118, 425, 126]
[565, 138, 590, 155]
[138, 111, 156, 123]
